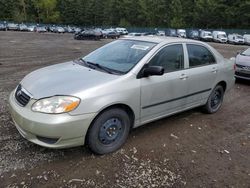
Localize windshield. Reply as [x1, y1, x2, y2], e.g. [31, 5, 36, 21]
[82, 40, 156, 74]
[218, 34, 227, 38]
[241, 48, 250, 56]
[236, 35, 243, 39]
[205, 32, 212, 36]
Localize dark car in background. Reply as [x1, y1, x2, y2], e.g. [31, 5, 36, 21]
[188, 30, 199, 40]
[105, 31, 120, 39]
[0, 23, 7, 31]
[165, 29, 177, 37]
[74, 30, 102, 40]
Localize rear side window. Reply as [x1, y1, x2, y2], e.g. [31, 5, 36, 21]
[149, 44, 184, 73]
[187, 44, 216, 68]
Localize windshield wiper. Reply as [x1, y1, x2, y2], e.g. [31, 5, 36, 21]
[80, 59, 122, 75]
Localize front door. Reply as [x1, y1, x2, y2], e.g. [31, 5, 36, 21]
[140, 44, 188, 124]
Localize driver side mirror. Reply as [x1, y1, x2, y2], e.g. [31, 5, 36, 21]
[143, 66, 164, 77]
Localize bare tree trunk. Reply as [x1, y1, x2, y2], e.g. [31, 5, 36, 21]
[20, 0, 27, 21]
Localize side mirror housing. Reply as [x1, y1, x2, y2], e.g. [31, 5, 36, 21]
[142, 66, 164, 77]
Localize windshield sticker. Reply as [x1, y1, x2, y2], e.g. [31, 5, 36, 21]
[131, 45, 150, 51]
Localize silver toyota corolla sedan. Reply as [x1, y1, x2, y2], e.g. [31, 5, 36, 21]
[235, 47, 250, 80]
[9, 37, 235, 154]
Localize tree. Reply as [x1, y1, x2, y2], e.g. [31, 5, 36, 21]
[169, 0, 184, 28]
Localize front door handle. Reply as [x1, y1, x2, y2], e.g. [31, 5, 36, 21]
[179, 74, 188, 80]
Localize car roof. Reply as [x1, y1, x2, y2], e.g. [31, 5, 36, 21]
[121, 36, 205, 45]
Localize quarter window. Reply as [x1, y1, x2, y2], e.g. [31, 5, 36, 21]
[148, 44, 184, 72]
[187, 44, 216, 67]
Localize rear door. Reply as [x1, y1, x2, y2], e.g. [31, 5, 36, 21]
[140, 44, 189, 123]
[184, 43, 218, 106]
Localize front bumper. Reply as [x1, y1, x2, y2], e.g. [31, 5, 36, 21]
[9, 91, 96, 149]
[235, 71, 250, 80]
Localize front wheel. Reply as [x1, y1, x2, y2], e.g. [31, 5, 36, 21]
[203, 85, 224, 114]
[87, 108, 131, 154]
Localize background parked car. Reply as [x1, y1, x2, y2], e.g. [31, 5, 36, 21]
[115, 27, 128, 35]
[6, 23, 19, 31]
[199, 30, 213, 41]
[212, 31, 228, 43]
[235, 47, 250, 80]
[104, 30, 120, 39]
[165, 29, 177, 37]
[228, 34, 244, 45]
[177, 29, 186, 38]
[128, 32, 142, 36]
[157, 30, 165, 36]
[0, 23, 6, 31]
[55, 27, 65, 33]
[18, 24, 28, 32]
[35, 27, 47, 33]
[243, 34, 250, 45]
[27, 25, 36, 32]
[74, 29, 102, 40]
[188, 30, 199, 40]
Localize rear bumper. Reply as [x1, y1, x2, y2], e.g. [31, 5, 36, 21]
[9, 91, 96, 149]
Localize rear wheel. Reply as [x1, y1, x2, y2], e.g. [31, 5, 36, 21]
[87, 108, 131, 154]
[203, 85, 224, 114]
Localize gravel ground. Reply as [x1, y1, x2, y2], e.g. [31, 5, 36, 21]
[0, 32, 250, 188]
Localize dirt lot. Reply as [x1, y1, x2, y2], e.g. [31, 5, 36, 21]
[0, 32, 250, 188]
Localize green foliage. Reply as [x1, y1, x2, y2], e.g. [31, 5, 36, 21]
[0, 0, 249, 28]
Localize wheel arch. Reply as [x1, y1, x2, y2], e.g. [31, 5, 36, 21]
[216, 80, 227, 91]
[85, 103, 135, 144]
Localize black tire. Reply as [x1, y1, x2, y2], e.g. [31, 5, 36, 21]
[203, 85, 224, 114]
[87, 108, 131, 154]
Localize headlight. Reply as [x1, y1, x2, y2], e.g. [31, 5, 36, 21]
[32, 96, 80, 114]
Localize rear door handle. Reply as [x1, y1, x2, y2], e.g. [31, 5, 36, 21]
[179, 74, 188, 80]
[212, 67, 218, 73]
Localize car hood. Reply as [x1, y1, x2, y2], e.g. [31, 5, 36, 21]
[236, 54, 250, 66]
[21, 61, 119, 99]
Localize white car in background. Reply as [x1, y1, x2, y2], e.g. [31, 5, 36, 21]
[212, 31, 228, 43]
[243, 34, 250, 45]
[177, 29, 187, 38]
[157, 31, 165, 36]
[228, 34, 244, 45]
[200, 30, 213, 41]
[27, 26, 36, 32]
[116, 27, 128, 35]
[235, 48, 250, 80]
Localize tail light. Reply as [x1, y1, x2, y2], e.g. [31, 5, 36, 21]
[234, 63, 236, 71]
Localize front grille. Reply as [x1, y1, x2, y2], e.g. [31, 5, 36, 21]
[236, 64, 250, 70]
[15, 85, 31, 106]
[235, 71, 250, 78]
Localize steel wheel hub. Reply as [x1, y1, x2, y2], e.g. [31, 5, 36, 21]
[98, 118, 122, 145]
[211, 90, 221, 108]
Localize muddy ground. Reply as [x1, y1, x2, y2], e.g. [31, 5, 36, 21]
[0, 32, 249, 188]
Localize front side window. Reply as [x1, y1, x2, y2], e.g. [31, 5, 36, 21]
[83, 40, 156, 74]
[148, 44, 184, 73]
[187, 44, 216, 68]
